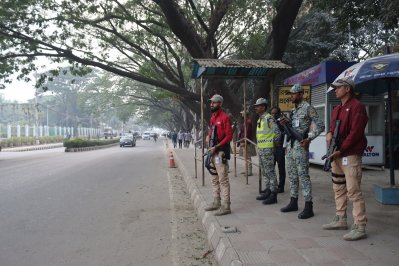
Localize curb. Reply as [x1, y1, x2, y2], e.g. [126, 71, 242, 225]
[65, 143, 118, 152]
[1, 143, 64, 152]
[171, 149, 243, 266]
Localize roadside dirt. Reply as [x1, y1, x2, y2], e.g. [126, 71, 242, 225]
[167, 168, 215, 266]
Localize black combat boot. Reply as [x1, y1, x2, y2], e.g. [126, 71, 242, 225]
[280, 197, 298, 212]
[256, 188, 271, 200]
[298, 201, 314, 219]
[262, 192, 277, 205]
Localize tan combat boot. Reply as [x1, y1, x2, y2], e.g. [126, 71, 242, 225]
[322, 215, 348, 230]
[214, 202, 231, 216]
[204, 197, 221, 211]
[343, 224, 367, 241]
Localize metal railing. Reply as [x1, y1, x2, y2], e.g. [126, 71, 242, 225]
[233, 137, 262, 194]
[194, 137, 263, 193]
[194, 139, 205, 186]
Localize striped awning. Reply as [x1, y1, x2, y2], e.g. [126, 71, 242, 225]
[192, 59, 291, 78]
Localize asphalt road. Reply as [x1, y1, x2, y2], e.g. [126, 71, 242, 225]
[0, 139, 213, 266]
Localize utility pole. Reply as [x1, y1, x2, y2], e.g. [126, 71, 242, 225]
[34, 89, 40, 144]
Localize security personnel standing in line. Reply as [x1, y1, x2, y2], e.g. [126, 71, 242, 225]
[204, 94, 233, 216]
[323, 77, 368, 241]
[280, 84, 325, 219]
[254, 98, 280, 205]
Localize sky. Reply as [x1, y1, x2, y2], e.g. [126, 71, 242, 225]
[1, 58, 58, 103]
[0, 79, 36, 103]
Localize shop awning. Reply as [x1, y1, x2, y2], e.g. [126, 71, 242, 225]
[192, 59, 291, 79]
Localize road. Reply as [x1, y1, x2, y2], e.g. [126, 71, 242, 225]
[0, 139, 213, 266]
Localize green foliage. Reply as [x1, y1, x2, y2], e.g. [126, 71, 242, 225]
[313, 0, 399, 32]
[63, 138, 118, 148]
[0, 136, 64, 147]
[284, 9, 345, 71]
[309, 0, 399, 58]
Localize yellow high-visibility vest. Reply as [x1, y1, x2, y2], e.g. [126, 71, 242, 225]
[256, 113, 275, 149]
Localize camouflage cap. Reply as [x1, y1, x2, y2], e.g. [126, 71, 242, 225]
[290, 84, 303, 93]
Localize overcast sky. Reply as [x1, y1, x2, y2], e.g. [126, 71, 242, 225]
[1, 57, 60, 102]
[0, 79, 36, 102]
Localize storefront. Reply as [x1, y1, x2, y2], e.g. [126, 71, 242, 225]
[281, 61, 385, 167]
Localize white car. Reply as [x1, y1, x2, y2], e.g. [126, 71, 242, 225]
[142, 132, 151, 140]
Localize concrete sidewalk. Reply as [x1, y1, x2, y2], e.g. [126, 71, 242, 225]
[171, 145, 399, 266]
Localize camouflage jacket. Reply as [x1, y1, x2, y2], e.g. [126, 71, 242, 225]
[290, 101, 325, 141]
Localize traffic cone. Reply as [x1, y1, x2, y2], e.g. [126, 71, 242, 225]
[169, 153, 176, 168]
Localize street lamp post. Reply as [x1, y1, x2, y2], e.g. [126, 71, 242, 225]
[34, 90, 40, 144]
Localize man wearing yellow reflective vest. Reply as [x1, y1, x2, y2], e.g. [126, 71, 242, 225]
[254, 98, 281, 205]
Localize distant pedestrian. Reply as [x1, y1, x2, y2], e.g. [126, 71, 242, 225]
[271, 107, 286, 193]
[204, 94, 233, 216]
[280, 84, 324, 219]
[323, 77, 368, 241]
[171, 131, 177, 148]
[177, 130, 183, 149]
[254, 98, 280, 205]
[184, 131, 192, 148]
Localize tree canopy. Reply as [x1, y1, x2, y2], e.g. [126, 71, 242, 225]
[1, 0, 398, 130]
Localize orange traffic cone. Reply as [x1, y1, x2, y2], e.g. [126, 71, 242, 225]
[169, 153, 176, 168]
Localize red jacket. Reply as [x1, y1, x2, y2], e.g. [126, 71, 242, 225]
[329, 97, 368, 156]
[209, 109, 233, 148]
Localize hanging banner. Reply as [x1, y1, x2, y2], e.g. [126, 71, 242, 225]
[277, 85, 311, 112]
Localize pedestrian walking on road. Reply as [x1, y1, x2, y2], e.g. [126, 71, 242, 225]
[204, 94, 233, 216]
[323, 77, 369, 241]
[271, 106, 287, 193]
[238, 110, 255, 176]
[280, 84, 324, 219]
[254, 98, 280, 205]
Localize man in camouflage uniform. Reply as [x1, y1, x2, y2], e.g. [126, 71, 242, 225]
[254, 98, 281, 205]
[280, 84, 325, 219]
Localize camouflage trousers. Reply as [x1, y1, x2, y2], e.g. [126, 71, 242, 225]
[258, 148, 278, 192]
[286, 142, 312, 201]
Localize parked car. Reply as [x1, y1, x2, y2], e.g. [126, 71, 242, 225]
[142, 132, 151, 140]
[120, 135, 136, 147]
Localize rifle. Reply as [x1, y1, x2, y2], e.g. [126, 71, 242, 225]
[321, 120, 341, 171]
[205, 125, 218, 175]
[280, 123, 304, 142]
[277, 115, 304, 142]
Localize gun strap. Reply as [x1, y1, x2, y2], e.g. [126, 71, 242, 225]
[332, 172, 345, 177]
[331, 172, 346, 184]
[207, 168, 217, 175]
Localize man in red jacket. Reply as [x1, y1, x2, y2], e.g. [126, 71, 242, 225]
[204, 94, 233, 216]
[323, 77, 369, 241]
